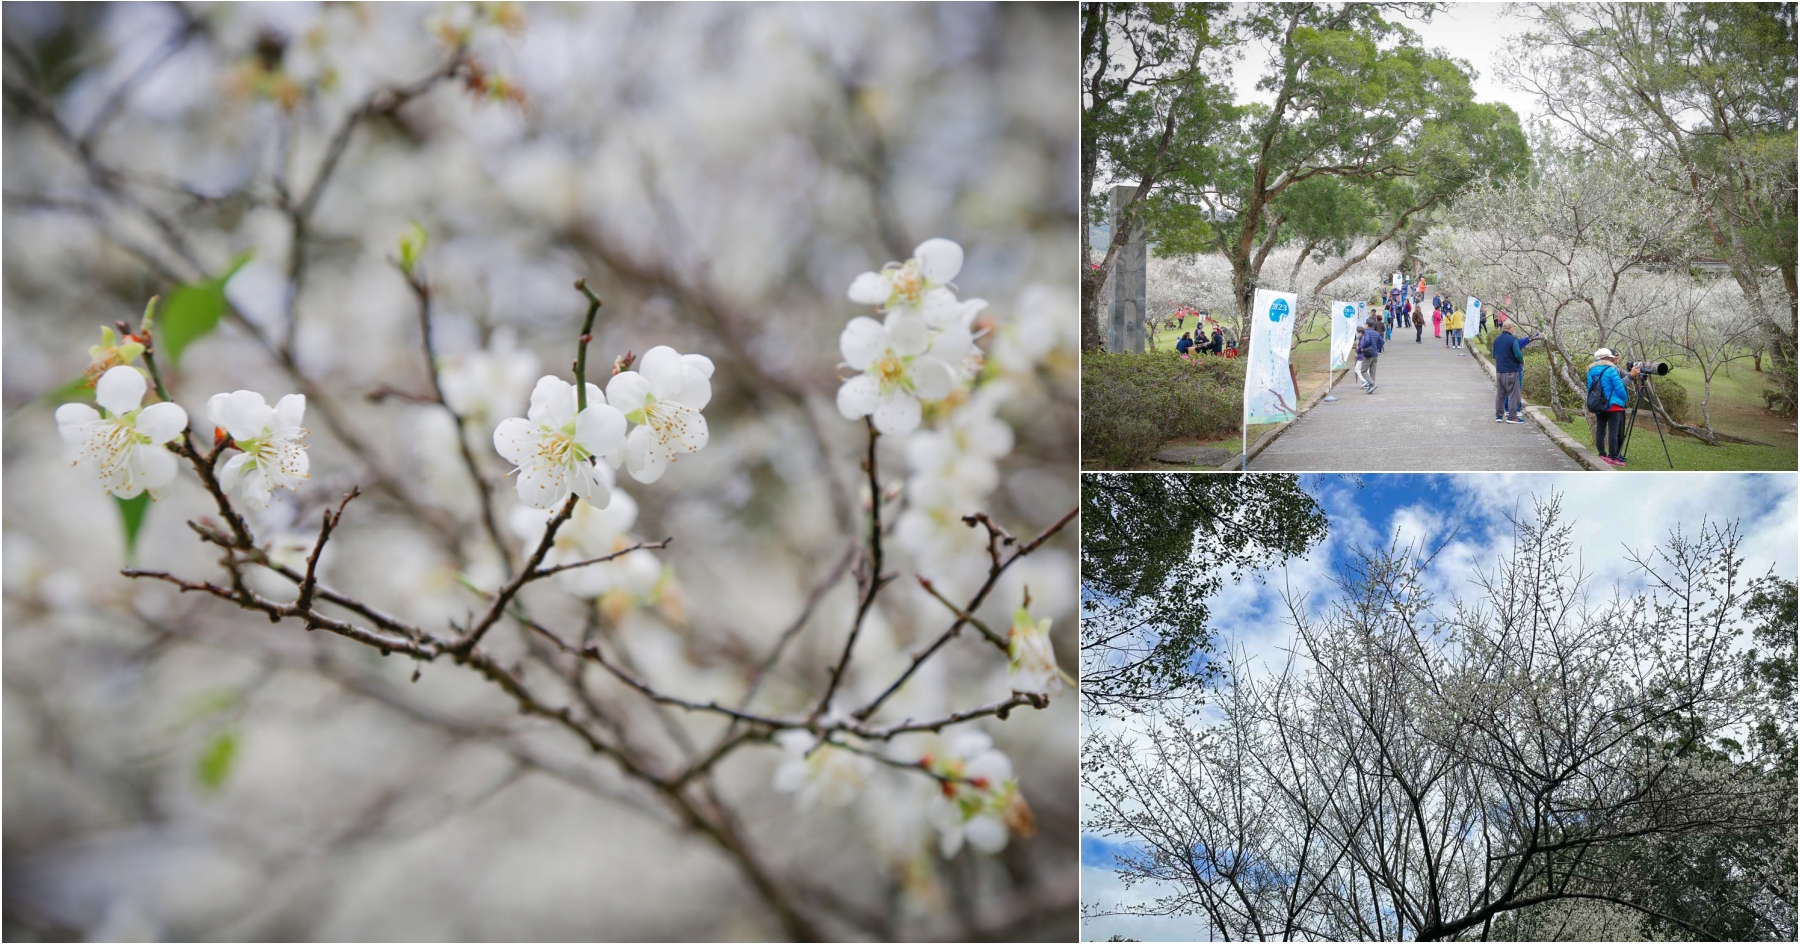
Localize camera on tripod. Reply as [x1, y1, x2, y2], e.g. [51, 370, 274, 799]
[1619, 357, 1675, 468]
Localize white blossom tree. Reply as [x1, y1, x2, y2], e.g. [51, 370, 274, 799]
[1, 4, 1077, 939]
[1085, 497, 1797, 941]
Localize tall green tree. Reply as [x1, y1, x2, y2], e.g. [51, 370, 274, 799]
[1149, 2, 1530, 326]
[1081, 2, 1235, 350]
[1505, 2, 1799, 414]
[1080, 473, 1327, 715]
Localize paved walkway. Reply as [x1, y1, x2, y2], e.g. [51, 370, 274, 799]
[1249, 317, 1581, 471]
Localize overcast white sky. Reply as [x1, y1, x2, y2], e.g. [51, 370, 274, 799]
[1225, 2, 1541, 124]
[1081, 471, 1799, 942]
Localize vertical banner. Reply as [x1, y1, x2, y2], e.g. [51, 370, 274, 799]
[1330, 299, 1357, 370]
[1467, 297, 1482, 332]
[1392, 271, 1402, 290]
[1243, 288, 1300, 424]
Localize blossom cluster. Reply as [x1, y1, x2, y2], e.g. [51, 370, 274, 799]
[57, 363, 311, 511]
[768, 238, 1072, 862]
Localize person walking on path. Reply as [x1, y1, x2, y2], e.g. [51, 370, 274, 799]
[1585, 348, 1638, 467]
[1383, 307, 1394, 341]
[1490, 321, 1538, 423]
[1447, 306, 1465, 349]
[1414, 302, 1425, 343]
[1432, 300, 1443, 339]
[1356, 316, 1386, 394]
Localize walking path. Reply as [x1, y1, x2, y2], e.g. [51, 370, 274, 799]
[1248, 313, 1581, 471]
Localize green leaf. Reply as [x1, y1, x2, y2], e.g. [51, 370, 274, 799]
[39, 375, 94, 405]
[115, 492, 152, 563]
[160, 252, 253, 367]
[197, 729, 238, 792]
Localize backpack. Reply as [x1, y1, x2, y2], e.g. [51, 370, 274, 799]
[1586, 368, 1612, 413]
[1358, 328, 1379, 358]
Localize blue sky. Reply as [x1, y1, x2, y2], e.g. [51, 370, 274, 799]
[1081, 472, 1799, 942]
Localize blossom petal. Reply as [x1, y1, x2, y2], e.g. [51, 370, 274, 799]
[605, 371, 653, 415]
[214, 390, 273, 441]
[965, 814, 1010, 855]
[847, 271, 890, 305]
[568, 458, 612, 510]
[968, 750, 1013, 785]
[885, 313, 929, 357]
[218, 453, 252, 495]
[680, 353, 715, 380]
[134, 402, 189, 443]
[273, 393, 306, 431]
[872, 390, 921, 437]
[574, 402, 627, 457]
[836, 374, 880, 420]
[914, 238, 963, 284]
[624, 425, 669, 484]
[55, 403, 99, 442]
[493, 417, 538, 465]
[929, 325, 973, 366]
[515, 461, 568, 510]
[839, 317, 888, 370]
[134, 444, 179, 492]
[95, 366, 147, 416]
[638, 346, 685, 398]
[527, 375, 573, 427]
[909, 357, 955, 403]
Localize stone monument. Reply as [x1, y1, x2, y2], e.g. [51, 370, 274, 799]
[1106, 184, 1146, 353]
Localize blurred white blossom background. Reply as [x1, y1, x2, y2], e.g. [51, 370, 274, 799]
[1, 3, 1078, 940]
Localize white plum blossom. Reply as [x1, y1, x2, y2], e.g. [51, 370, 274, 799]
[55, 366, 189, 500]
[848, 238, 986, 329]
[509, 489, 663, 603]
[836, 312, 958, 437]
[918, 729, 1032, 858]
[989, 283, 1077, 376]
[1007, 606, 1065, 699]
[438, 327, 540, 430]
[903, 382, 1013, 513]
[208, 389, 310, 509]
[771, 730, 874, 810]
[493, 376, 626, 510]
[605, 346, 713, 484]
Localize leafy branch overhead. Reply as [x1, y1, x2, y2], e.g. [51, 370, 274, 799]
[1080, 473, 1326, 714]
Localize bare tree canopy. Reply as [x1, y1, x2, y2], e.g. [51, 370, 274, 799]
[1086, 494, 1798, 941]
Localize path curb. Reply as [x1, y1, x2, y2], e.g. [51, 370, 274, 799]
[1468, 337, 1613, 472]
[1217, 367, 1351, 470]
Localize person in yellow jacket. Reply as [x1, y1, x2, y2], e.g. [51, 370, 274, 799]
[1445, 307, 1466, 350]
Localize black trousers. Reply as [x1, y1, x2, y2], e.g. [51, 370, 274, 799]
[1594, 410, 1625, 459]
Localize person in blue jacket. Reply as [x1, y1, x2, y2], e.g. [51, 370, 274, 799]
[1586, 348, 1640, 467]
[1175, 332, 1194, 355]
[1490, 320, 1538, 423]
[1356, 316, 1386, 393]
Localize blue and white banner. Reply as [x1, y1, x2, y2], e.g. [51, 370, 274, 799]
[1467, 297, 1482, 329]
[1330, 299, 1357, 370]
[1244, 288, 1300, 425]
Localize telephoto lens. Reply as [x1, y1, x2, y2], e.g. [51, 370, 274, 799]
[1630, 360, 1672, 376]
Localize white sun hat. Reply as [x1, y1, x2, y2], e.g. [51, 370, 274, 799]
[1592, 347, 1616, 360]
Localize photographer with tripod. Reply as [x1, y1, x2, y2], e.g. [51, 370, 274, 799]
[1585, 349, 1639, 467]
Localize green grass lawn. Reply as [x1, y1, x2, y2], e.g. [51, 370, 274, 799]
[1552, 416, 1797, 471]
[1468, 325, 1796, 470]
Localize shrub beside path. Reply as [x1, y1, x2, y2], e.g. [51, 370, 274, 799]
[1247, 317, 1582, 471]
